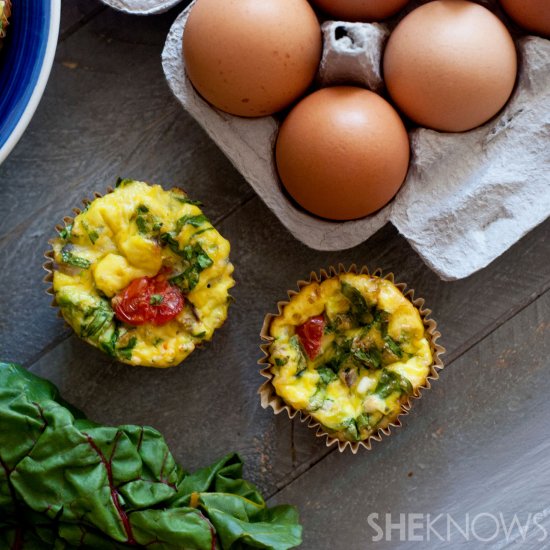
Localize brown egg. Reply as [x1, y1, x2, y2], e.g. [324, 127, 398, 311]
[183, 0, 322, 118]
[499, 0, 550, 37]
[276, 87, 410, 221]
[311, 0, 409, 21]
[310, 0, 410, 21]
[383, 0, 518, 133]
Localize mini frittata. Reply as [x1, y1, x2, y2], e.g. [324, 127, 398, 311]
[50, 179, 234, 367]
[267, 273, 433, 442]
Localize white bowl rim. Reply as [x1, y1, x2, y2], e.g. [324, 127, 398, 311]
[0, 0, 61, 165]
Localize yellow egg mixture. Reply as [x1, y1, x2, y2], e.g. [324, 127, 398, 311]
[51, 180, 234, 367]
[268, 274, 433, 442]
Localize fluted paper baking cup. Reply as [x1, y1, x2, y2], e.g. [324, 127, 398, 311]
[43, 189, 109, 317]
[258, 264, 445, 454]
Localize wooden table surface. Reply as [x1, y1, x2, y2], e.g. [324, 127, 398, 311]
[1, 2, 550, 548]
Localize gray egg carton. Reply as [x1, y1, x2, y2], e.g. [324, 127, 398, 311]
[103, 0, 550, 280]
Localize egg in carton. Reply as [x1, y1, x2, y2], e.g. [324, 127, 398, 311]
[104, 0, 549, 280]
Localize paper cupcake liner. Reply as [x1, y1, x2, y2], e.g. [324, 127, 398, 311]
[258, 264, 445, 454]
[43, 189, 113, 319]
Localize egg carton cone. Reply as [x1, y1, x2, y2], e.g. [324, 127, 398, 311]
[162, 2, 550, 281]
[99, 0, 181, 15]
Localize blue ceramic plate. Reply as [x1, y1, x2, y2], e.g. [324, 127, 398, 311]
[0, 0, 60, 164]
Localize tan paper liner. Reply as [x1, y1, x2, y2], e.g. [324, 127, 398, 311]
[43, 189, 111, 317]
[258, 264, 445, 454]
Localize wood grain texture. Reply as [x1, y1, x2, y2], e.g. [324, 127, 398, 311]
[0, 5, 253, 363]
[24, 195, 550, 497]
[268, 288, 550, 549]
[0, 2, 549, 548]
[60, 0, 104, 40]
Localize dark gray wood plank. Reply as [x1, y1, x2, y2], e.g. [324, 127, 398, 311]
[25, 194, 550, 497]
[60, 0, 105, 41]
[1, 0, 549, 541]
[267, 287, 550, 549]
[0, 5, 253, 362]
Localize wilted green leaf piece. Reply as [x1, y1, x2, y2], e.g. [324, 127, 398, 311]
[0, 363, 302, 549]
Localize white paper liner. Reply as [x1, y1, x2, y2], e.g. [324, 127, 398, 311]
[162, 2, 550, 281]
[258, 265, 445, 454]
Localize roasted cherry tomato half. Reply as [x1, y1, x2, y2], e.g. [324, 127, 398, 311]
[112, 273, 184, 326]
[296, 315, 325, 360]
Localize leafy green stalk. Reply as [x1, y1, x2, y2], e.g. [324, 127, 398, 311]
[0, 363, 302, 550]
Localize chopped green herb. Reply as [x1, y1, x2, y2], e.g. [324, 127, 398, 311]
[173, 195, 203, 206]
[100, 327, 120, 357]
[341, 419, 360, 442]
[341, 282, 374, 326]
[375, 369, 412, 398]
[356, 413, 371, 431]
[374, 309, 390, 336]
[136, 215, 147, 234]
[115, 177, 133, 188]
[153, 337, 164, 347]
[150, 294, 164, 306]
[289, 335, 307, 374]
[275, 357, 289, 367]
[58, 224, 73, 241]
[118, 337, 138, 360]
[384, 335, 403, 358]
[166, 238, 214, 292]
[137, 204, 149, 214]
[322, 339, 352, 374]
[61, 248, 91, 270]
[352, 347, 382, 369]
[81, 221, 99, 245]
[80, 302, 114, 339]
[316, 366, 338, 385]
[176, 214, 209, 232]
[308, 385, 326, 412]
[192, 227, 214, 237]
[192, 331, 206, 339]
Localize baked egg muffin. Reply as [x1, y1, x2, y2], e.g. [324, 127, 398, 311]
[265, 272, 435, 443]
[49, 179, 234, 367]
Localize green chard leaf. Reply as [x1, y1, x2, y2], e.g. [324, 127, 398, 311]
[341, 282, 374, 326]
[60, 247, 91, 269]
[352, 347, 382, 370]
[81, 221, 99, 245]
[118, 336, 137, 360]
[150, 294, 164, 306]
[176, 214, 210, 232]
[316, 366, 338, 385]
[173, 194, 203, 207]
[384, 335, 403, 358]
[115, 177, 134, 188]
[57, 223, 73, 241]
[0, 363, 302, 550]
[375, 368, 413, 398]
[165, 237, 214, 293]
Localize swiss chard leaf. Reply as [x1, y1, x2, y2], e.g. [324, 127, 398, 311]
[162, 235, 213, 293]
[0, 363, 302, 550]
[352, 347, 382, 370]
[375, 368, 413, 398]
[60, 247, 91, 269]
[341, 282, 373, 326]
